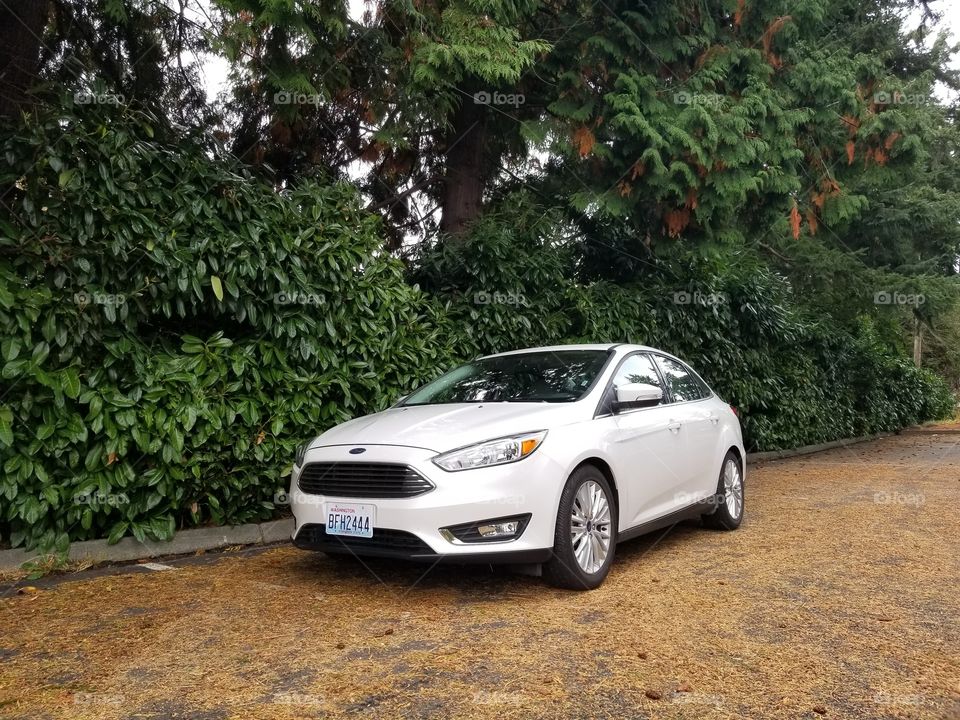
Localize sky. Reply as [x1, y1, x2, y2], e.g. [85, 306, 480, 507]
[190, 0, 371, 100]
[930, 1, 960, 102]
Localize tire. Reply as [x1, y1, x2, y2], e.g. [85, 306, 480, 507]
[702, 450, 744, 530]
[543, 465, 617, 590]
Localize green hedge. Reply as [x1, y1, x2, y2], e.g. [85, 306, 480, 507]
[412, 205, 955, 447]
[0, 109, 456, 552]
[0, 110, 954, 552]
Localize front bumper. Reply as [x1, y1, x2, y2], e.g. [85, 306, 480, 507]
[292, 523, 553, 564]
[289, 443, 563, 564]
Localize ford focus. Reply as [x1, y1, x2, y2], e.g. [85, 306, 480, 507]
[290, 344, 744, 589]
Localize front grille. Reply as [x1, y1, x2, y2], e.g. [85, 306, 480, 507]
[295, 524, 434, 555]
[297, 462, 434, 498]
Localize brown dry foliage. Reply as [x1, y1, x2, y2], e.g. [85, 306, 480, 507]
[573, 126, 596, 158]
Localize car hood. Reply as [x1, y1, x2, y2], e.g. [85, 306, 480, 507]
[310, 402, 586, 453]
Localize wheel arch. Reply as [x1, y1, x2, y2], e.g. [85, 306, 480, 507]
[572, 457, 619, 514]
[726, 444, 743, 467]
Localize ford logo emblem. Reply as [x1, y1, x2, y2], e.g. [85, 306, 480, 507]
[349, 447, 367, 455]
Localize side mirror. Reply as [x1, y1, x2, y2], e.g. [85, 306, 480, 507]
[614, 383, 663, 412]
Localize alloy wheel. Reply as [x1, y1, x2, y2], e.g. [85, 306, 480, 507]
[723, 457, 743, 520]
[570, 480, 612, 574]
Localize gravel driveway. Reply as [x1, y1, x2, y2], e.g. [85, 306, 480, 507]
[1, 429, 958, 720]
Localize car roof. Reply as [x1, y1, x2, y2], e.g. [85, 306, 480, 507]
[480, 343, 659, 359]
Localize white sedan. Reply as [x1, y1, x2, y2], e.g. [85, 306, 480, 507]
[290, 344, 745, 589]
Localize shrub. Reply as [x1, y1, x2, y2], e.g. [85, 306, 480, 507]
[415, 202, 955, 450]
[0, 112, 953, 552]
[0, 108, 453, 551]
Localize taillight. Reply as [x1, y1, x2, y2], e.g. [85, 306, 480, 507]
[729, 405, 738, 417]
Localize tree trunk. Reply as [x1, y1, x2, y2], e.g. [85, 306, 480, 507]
[0, 0, 46, 121]
[439, 96, 486, 239]
[913, 316, 923, 367]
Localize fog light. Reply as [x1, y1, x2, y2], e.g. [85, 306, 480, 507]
[477, 521, 520, 538]
[440, 514, 531, 544]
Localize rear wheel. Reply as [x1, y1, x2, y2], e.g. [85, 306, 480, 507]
[702, 450, 744, 530]
[543, 465, 616, 590]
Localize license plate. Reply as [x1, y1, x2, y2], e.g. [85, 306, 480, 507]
[324, 502, 376, 539]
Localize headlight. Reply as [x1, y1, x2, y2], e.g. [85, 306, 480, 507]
[294, 441, 309, 468]
[432, 431, 547, 472]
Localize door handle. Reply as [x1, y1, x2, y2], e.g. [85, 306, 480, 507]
[667, 420, 682, 433]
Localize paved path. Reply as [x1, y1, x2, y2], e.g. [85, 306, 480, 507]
[1, 431, 958, 719]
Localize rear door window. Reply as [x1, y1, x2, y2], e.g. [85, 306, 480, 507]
[653, 355, 710, 402]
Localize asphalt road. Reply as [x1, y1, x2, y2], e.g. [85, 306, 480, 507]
[1, 429, 958, 719]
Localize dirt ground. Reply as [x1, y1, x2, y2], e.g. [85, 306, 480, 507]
[1, 429, 958, 720]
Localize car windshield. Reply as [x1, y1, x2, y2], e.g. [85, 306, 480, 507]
[402, 350, 610, 405]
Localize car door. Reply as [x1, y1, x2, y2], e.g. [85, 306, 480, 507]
[597, 353, 688, 529]
[652, 354, 719, 500]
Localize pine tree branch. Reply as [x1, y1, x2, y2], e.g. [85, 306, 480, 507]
[758, 242, 793, 264]
[368, 176, 435, 211]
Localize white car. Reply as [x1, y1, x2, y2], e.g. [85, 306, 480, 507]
[290, 344, 745, 589]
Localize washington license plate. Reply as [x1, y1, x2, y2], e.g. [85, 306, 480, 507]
[324, 502, 376, 539]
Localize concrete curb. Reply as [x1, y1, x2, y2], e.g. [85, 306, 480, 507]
[901, 428, 960, 434]
[746, 432, 894, 464]
[0, 518, 295, 571]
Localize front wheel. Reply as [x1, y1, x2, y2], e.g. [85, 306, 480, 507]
[543, 465, 617, 590]
[702, 450, 744, 530]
